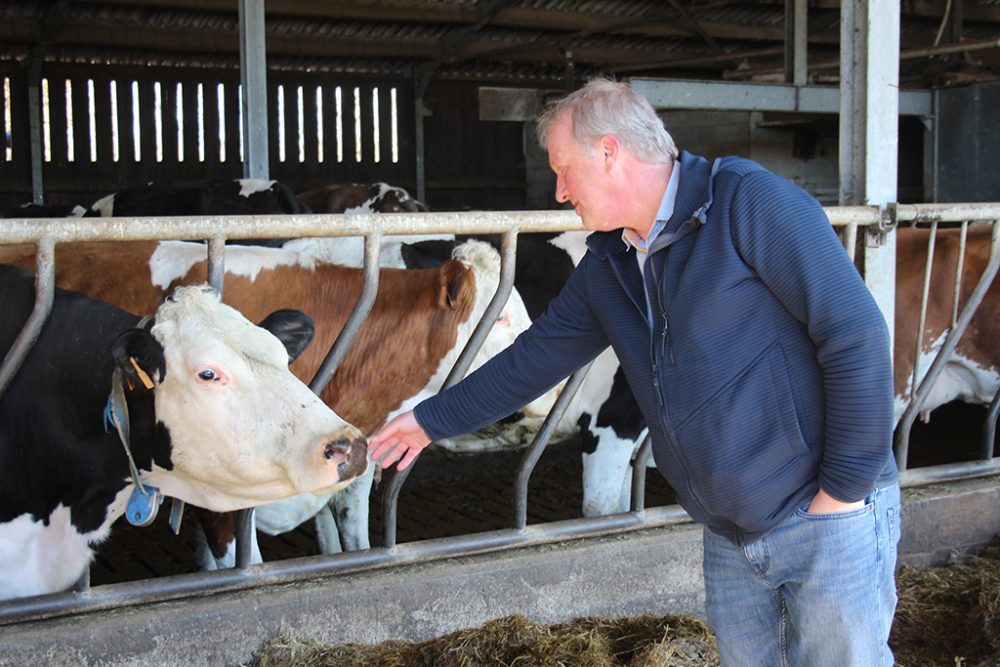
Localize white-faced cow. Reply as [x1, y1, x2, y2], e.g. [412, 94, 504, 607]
[893, 225, 1000, 426]
[0, 266, 367, 599]
[0, 238, 550, 567]
[296, 182, 428, 214]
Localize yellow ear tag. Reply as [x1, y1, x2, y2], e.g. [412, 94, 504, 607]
[129, 356, 156, 390]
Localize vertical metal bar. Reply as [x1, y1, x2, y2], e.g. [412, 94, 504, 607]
[784, 0, 808, 86]
[513, 365, 591, 530]
[950, 221, 969, 327]
[442, 230, 518, 388]
[27, 50, 45, 204]
[239, 0, 269, 180]
[0, 239, 56, 398]
[308, 232, 381, 394]
[234, 509, 254, 569]
[630, 435, 654, 513]
[983, 386, 1000, 461]
[843, 222, 858, 259]
[838, 0, 859, 208]
[382, 230, 518, 548]
[206, 237, 226, 295]
[910, 221, 938, 406]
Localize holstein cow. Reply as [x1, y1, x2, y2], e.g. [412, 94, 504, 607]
[893, 225, 1000, 425]
[296, 182, 428, 214]
[89, 178, 309, 218]
[0, 238, 548, 567]
[2, 202, 90, 218]
[0, 266, 367, 599]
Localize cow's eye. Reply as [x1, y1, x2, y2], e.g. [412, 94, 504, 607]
[496, 312, 510, 326]
[197, 369, 218, 382]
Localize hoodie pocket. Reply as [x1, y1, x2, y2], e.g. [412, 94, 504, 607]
[673, 342, 812, 529]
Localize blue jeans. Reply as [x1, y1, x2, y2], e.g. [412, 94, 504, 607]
[702, 484, 901, 667]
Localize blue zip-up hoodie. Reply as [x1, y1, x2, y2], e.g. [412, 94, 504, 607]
[416, 151, 898, 545]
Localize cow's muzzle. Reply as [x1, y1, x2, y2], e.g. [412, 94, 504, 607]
[324, 436, 369, 480]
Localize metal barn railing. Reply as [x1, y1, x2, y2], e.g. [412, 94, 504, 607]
[0, 203, 997, 626]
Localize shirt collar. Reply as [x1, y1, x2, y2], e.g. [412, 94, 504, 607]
[621, 160, 682, 253]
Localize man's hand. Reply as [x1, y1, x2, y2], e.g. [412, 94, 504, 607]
[368, 410, 432, 471]
[807, 487, 865, 514]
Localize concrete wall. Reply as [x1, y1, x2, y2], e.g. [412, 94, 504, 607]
[1, 476, 998, 667]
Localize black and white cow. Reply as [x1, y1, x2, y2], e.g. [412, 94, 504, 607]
[0, 265, 367, 599]
[296, 182, 428, 214]
[89, 178, 309, 218]
[2, 202, 90, 218]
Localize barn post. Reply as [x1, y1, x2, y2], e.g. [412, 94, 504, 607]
[239, 0, 269, 180]
[783, 0, 808, 87]
[839, 0, 899, 345]
[27, 49, 45, 205]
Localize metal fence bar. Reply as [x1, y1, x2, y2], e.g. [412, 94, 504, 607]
[513, 364, 593, 530]
[380, 229, 521, 548]
[630, 435, 655, 513]
[0, 504, 692, 626]
[894, 221, 1000, 470]
[4, 202, 1000, 631]
[0, 238, 55, 397]
[308, 231, 382, 394]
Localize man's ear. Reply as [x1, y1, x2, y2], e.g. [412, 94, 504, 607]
[600, 135, 620, 168]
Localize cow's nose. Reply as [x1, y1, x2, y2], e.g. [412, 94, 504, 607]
[324, 436, 369, 478]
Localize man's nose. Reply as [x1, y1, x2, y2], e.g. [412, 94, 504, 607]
[555, 177, 569, 203]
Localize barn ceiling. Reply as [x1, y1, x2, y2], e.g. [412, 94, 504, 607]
[1, 1, 1000, 89]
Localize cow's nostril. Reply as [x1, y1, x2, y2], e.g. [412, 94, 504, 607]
[324, 437, 350, 461]
[325, 436, 368, 479]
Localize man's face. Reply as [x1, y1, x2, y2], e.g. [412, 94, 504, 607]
[546, 113, 619, 232]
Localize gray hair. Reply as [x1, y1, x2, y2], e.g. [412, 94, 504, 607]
[536, 78, 678, 164]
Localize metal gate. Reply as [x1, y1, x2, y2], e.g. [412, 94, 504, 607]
[0, 202, 997, 626]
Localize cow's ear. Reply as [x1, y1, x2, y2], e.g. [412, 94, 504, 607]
[111, 329, 166, 390]
[438, 259, 473, 309]
[258, 309, 315, 363]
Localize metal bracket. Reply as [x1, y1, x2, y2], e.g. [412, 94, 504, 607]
[866, 202, 899, 246]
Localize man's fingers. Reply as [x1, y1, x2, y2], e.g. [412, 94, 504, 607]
[399, 449, 419, 471]
[377, 445, 405, 469]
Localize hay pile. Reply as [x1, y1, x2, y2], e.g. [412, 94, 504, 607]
[253, 614, 718, 667]
[891, 536, 1000, 667]
[253, 537, 1000, 667]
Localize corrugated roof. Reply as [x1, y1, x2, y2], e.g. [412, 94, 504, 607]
[0, 0, 997, 88]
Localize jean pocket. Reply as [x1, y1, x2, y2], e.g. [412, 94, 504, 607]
[795, 502, 873, 521]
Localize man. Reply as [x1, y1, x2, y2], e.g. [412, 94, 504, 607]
[370, 78, 900, 666]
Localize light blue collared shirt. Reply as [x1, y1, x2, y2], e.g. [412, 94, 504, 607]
[620, 162, 681, 324]
[622, 161, 681, 277]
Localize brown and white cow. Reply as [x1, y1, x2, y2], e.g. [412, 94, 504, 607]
[296, 182, 428, 214]
[0, 268, 366, 599]
[893, 225, 1000, 425]
[0, 237, 548, 566]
